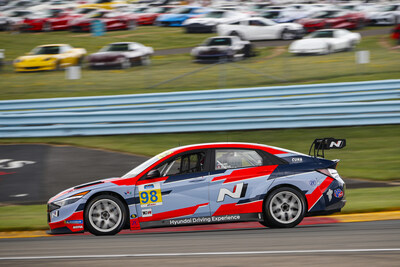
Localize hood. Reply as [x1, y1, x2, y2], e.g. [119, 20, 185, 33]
[290, 38, 329, 49]
[90, 51, 126, 58]
[48, 177, 117, 204]
[185, 17, 218, 25]
[16, 54, 58, 62]
[158, 13, 188, 21]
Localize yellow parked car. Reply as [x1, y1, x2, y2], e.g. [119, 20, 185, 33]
[79, 0, 127, 10]
[13, 44, 87, 72]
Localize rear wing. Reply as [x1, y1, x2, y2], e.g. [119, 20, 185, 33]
[309, 138, 346, 158]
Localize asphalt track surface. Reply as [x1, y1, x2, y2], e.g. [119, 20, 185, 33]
[155, 27, 392, 56]
[0, 220, 399, 266]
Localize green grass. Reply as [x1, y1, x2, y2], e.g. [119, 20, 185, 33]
[1, 33, 399, 100]
[1, 186, 399, 232]
[1, 125, 399, 181]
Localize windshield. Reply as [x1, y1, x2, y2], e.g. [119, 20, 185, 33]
[100, 43, 129, 52]
[308, 30, 334, 38]
[312, 10, 344, 18]
[203, 11, 224, 18]
[171, 7, 192, 14]
[205, 37, 232, 46]
[379, 5, 398, 12]
[31, 46, 61, 55]
[121, 149, 175, 178]
[262, 11, 281, 19]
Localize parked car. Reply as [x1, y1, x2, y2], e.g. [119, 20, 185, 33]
[13, 44, 86, 72]
[68, 9, 137, 32]
[0, 9, 34, 31]
[391, 24, 400, 43]
[126, 5, 176, 25]
[298, 9, 367, 32]
[155, 6, 209, 27]
[289, 29, 361, 55]
[191, 36, 254, 62]
[88, 42, 153, 69]
[79, 0, 127, 10]
[217, 17, 304, 40]
[183, 9, 249, 33]
[47, 140, 346, 235]
[368, 4, 400, 25]
[20, 8, 84, 31]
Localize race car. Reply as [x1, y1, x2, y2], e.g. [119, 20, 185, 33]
[13, 44, 86, 72]
[289, 29, 361, 55]
[191, 36, 255, 62]
[47, 139, 346, 236]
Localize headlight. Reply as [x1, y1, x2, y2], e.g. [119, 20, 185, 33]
[14, 58, 23, 63]
[53, 190, 90, 207]
[44, 57, 53, 61]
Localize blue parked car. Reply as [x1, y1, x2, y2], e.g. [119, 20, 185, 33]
[156, 6, 209, 27]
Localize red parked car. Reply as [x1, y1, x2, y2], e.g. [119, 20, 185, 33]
[392, 24, 400, 43]
[68, 9, 137, 32]
[132, 5, 177, 25]
[20, 8, 85, 32]
[298, 9, 367, 33]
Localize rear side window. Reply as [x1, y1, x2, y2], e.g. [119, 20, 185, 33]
[215, 149, 262, 170]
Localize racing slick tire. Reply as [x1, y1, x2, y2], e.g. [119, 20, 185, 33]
[84, 194, 128, 236]
[262, 187, 306, 228]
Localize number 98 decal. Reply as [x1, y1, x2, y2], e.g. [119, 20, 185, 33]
[138, 183, 163, 207]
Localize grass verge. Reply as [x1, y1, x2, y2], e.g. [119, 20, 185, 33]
[0, 186, 399, 232]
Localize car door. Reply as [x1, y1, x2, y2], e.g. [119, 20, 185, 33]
[208, 148, 279, 220]
[135, 149, 212, 228]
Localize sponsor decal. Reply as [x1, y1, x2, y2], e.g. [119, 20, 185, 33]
[124, 190, 133, 196]
[64, 220, 83, 224]
[130, 218, 140, 230]
[334, 188, 343, 198]
[51, 210, 59, 219]
[144, 184, 154, 190]
[309, 179, 317, 187]
[73, 225, 83, 229]
[329, 140, 344, 148]
[217, 183, 248, 202]
[142, 208, 153, 217]
[168, 215, 241, 226]
[291, 157, 303, 163]
[138, 183, 163, 207]
[326, 189, 333, 202]
[131, 214, 137, 218]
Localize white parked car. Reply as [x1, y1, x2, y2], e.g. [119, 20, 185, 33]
[183, 9, 249, 33]
[191, 36, 255, 62]
[289, 29, 361, 55]
[367, 4, 400, 25]
[217, 17, 304, 41]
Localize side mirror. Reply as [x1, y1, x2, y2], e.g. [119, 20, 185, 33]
[147, 169, 160, 179]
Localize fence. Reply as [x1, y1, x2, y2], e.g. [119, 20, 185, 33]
[0, 79, 399, 137]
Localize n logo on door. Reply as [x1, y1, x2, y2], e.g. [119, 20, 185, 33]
[217, 183, 248, 202]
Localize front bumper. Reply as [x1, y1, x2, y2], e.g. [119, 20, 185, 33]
[185, 24, 215, 33]
[47, 201, 85, 234]
[14, 62, 57, 72]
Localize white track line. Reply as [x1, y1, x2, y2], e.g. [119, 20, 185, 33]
[1, 248, 400, 260]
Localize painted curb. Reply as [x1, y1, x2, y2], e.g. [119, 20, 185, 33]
[1, 210, 399, 239]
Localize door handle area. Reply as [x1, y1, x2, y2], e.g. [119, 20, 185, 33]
[189, 178, 206, 183]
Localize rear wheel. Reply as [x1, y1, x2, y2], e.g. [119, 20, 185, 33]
[84, 194, 127, 236]
[262, 187, 306, 228]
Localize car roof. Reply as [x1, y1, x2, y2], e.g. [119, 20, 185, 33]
[167, 142, 291, 155]
[38, 44, 68, 47]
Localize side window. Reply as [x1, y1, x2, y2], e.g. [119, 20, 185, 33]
[215, 149, 262, 170]
[249, 20, 266, 26]
[155, 152, 206, 177]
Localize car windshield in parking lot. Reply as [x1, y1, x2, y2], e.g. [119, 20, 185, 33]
[31, 46, 60, 54]
[206, 38, 232, 46]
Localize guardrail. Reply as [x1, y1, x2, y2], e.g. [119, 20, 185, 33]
[0, 79, 399, 137]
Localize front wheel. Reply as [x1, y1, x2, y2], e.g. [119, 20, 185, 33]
[84, 194, 127, 236]
[262, 187, 306, 228]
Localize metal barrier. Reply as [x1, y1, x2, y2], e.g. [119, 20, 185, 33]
[0, 80, 399, 137]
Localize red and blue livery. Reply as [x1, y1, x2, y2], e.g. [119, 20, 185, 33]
[47, 139, 346, 235]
